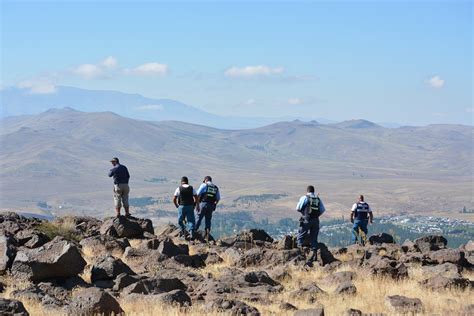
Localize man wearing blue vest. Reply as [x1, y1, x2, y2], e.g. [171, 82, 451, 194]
[350, 195, 373, 245]
[196, 176, 220, 239]
[173, 176, 200, 240]
[108, 157, 131, 218]
[296, 185, 326, 266]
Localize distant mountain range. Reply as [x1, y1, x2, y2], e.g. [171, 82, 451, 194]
[1, 108, 472, 219]
[0, 86, 407, 129]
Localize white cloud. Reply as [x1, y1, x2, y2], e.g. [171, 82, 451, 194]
[17, 79, 57, 94]
[73, 64, 104, 79]
[466, 107, 474, 113]
[225, 65, 284, 78]
[244, 99, 256, 106]
[101, 56, 118, 69]
[136, 104, 164, 111]
[427, 75, 445, 89]
[129, 63, 168, 76]
[287, 98, 303, 105]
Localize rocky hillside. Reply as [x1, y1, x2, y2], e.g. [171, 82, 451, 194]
[0, 212, 473, 315]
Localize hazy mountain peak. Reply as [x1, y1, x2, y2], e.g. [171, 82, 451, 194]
[334, 119, 381, 129]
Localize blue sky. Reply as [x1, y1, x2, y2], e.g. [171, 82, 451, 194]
[1, 1, 472, 125]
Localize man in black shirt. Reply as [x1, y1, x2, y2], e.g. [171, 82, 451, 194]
[173, 176, 199, 240]
[108, 157, 131, 217]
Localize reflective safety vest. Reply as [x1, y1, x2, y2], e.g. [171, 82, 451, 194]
[305, 196, 321, 218]
[355, 202, 370, 220]
[202, 184, 219, 203]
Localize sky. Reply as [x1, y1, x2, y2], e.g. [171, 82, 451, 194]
[1, 0, 472, 125]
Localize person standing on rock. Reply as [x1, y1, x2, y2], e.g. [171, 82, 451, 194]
[296, 185, 326, 266]
[196, 176, 221, 239]
[350, 195, 373, 245]
[173, 176, 199, 240]
[108, 157, 131, 218]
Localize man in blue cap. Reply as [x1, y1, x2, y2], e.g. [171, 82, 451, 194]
[108, 157, 131, 218]
[196, 176, 221, 239]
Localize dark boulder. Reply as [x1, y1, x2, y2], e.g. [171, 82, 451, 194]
[154, 289, 192, 307]
[368, 233, 394, 245]
[419, 275, 471, 291]
[122, 277, 186, 295]
[385, 295, 423, 313]
[414, 235, 447, 253]
[172, 254, 206, 268]
[12, 237, 86, 281]
[80, 235, 130, 257]
[421, 262, 462, 279]
[345, 308, 362, 316]
[277, 235, 297, 250]
[91, 255, 135, 283]
[15, 230, 50, 248]
[289, 282, 326, 303]
[0, 234, 16, 273]
[429, 249, 467, 266]
[113, 273, 142, 291]
[244, 271, 279, 286]
[294, 308, 325, 316]
[11, 282, 72, 308]
[100, 216, 154, 238]
[157, 238, 188, 257]
[333, 282, 357, 295]
[205, 298, 260, 315]
[0, 298, 29, 316]
[67, 287, 123, 316]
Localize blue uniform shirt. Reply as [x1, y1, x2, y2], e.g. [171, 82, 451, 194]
[296, 193, 326, 215]
[197, 181, 221, 202]
[108, 164, 130, 184]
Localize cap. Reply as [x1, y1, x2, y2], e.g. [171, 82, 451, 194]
[110, 157, 119, 163]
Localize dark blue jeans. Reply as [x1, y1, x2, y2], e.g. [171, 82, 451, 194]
[195, 202, 216, 231]
[352, 219, 368, 244]
[178, 205, 195, 235]
[297, 217, 320, 251]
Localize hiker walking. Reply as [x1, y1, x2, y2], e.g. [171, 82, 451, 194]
[108, 157, 131, 218]
[296, 185, 326, 266]
[173, 176, 199, 240]
[351, 195, 373, 245]
[195, 176, 220, 239]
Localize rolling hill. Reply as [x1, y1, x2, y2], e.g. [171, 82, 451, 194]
[0, 108, 472, 222]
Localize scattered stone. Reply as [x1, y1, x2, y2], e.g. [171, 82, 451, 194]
[80, 235, 130, 257]
[334, 282, 357, 295]
[345, 308, 362, 316]
[157, 238, 188, 257]
[419, 275, 471, 291]
[429, 249, 467, 266]
[280, 302, 298, 311]
[277, 235, 297, 250]
[122, 277, 186, 295]
[289, 282, 326, 303]
[205, 298, 260, 315]
[15, 230, 50, 248]
[100, 216, 153, 238]
[154, 289, 192, 306]
[244, 271, 279, 286]
[322, 271, 356, 286]
[294, 307, 325, 316]
[112, 273, 142, 291]
[414, 235, 447, 253]
[12, 237, 86, 281]
[67, 287, 123, 316]
[421, 262, 462, 279]
[0, 298, 29, 316]
[385, 295, 423, 313]
[91, 255, 135, 283]
[369, 233, 394, 245]
[0, 234, 16, 273]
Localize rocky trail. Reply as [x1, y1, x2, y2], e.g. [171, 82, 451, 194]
[0, 212, 472, 315]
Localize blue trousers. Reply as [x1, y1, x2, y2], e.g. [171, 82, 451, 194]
[352, 219, 368, 244]
[178, 205, 195, 235]
[195, 202, 215, 231]
[297, 217, 320, 251]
